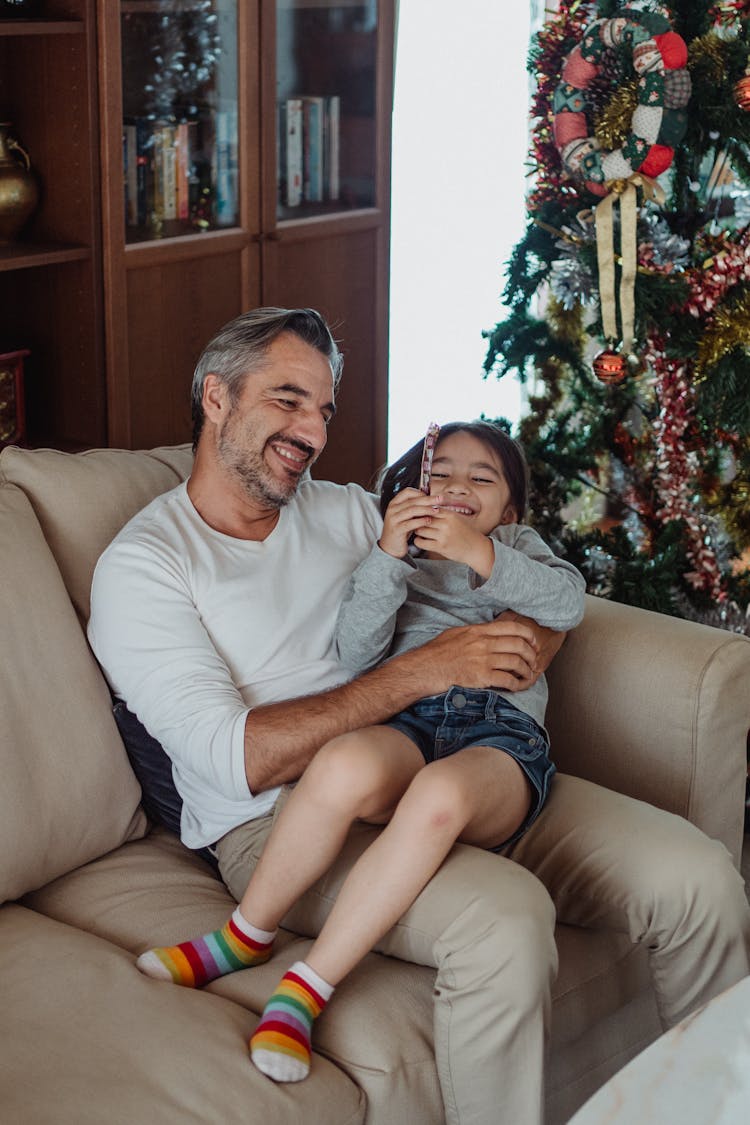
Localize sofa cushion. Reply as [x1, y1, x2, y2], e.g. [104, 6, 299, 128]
[0, 485, 147, 903]
[0, 444, 193, 625]
[23, 828, 445, 1125]
[0, 904, 365, 1125]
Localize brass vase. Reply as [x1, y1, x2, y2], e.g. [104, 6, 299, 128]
[0, 123, 40, 243]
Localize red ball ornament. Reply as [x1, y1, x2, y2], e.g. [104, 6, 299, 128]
[734, 74, 750, 113]
[593, 347, 628, 385]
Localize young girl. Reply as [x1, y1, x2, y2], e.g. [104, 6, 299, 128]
[136, 420, 586, 1082]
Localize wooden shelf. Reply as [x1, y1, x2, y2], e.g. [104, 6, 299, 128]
[277, 1, 366, 9]
[0, 20, 84, 36]
[0, 242, 90, 272]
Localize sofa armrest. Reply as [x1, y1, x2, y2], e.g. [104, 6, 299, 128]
[545, 594, 750, 865]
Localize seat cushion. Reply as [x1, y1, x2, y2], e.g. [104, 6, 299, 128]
[0, 903, 365, 1125]
[0, 485, 147, 903]
[24, 828, 444, 1125]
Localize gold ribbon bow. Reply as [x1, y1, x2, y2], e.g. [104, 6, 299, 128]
[594, 173, 665, 355]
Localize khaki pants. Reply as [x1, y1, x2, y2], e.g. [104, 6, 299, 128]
[214, 772, 750, 1125]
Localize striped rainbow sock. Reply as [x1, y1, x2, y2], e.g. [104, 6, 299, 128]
[250, 961, 334, 1082]
[136, 906, 275, 987]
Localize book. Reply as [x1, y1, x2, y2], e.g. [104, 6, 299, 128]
[214, 107, 238, 226]
[161, 124, 177, 221]
[284, 98, 303, 207]
[136, 119, 152, 227]
[175, 121, 190, 221]
[124, 122, 138, 226]
[325, 95, 340, 202]
[301, 96, 324, 203]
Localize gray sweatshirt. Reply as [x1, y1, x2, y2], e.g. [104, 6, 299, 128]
[334, 523, 586, 728]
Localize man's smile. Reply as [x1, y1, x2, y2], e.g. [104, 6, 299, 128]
[268, 437, 315, 472]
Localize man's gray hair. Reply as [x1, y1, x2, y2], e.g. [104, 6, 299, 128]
[190, 307, 343, 449]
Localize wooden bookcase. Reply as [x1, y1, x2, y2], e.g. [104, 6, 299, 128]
[0, 1, 105, 450]
[0, 0, 392, 487]
[98, 0, 393, 486]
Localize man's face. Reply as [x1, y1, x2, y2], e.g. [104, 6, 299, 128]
[215, 332, 336, 509]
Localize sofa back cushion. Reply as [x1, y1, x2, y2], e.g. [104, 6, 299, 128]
[0, 484, 148, 902]
[0, 444, 193, 626]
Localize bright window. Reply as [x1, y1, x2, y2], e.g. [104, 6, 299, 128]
[387, 1, 531, 459]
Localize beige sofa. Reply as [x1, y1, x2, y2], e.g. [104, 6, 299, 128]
[1, 442, 749, 1125]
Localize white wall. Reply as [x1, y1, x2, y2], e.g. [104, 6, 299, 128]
[388, 1, 531, 460]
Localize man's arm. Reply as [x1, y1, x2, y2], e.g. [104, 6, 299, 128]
[244, 615, 541, 791]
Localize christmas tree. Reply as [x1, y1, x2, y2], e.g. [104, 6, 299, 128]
[483, 0, 750, 633]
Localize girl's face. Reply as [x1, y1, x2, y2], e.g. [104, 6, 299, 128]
[428, 431, 517, 535]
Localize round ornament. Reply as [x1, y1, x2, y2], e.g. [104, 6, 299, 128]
[593, 346, 628, 384]
[553, 4, 691, 196]
[734, 74, 750, 113]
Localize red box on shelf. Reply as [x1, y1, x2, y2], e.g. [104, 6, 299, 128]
[0, 349, 30, 448]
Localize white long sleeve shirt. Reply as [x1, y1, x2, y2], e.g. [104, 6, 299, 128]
[88, 479, 382, 847]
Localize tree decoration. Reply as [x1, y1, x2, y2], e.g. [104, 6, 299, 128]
[483, 0, 750, 633]
[552, 6, 691, 196]
[593, 345, 629, 382]
[553, 5, 691, 363]
[734, 55, 750, 108]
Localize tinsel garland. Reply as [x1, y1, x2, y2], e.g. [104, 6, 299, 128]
[594, 80, 639, 151]
[688, 230, 750, 309]
[710, 1, 750, 24]
[695, 287, 750, 375]
[688, 33, 727, 80]
[645, 345, 726, 597]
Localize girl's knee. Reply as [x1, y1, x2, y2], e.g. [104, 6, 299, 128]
[402, 767, 472, 836]
[304, 733, 391, 810]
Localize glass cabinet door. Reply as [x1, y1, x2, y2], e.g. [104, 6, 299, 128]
[120, 0, 239, 242]
[276, 0, 378, 220]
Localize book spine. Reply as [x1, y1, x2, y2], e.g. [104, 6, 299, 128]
[162, 125, 177, 221]
[124, 124, 138, 226]
[326, 95, 340, 202]
[175, 121, 190, 221]
[135, 119, 152, 227]
[302, 96, 324, 203]
[152, 124, 165, 222]
[285, 98, 303, 207]
[215, 108, 237, 225]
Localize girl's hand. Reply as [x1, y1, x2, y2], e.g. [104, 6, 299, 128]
[379, 488, 443, 558]
[413, 508, 495, 577]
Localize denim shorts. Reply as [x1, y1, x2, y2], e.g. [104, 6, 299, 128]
[386, 687, 556, 850]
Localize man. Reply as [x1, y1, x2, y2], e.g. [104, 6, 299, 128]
[89, 307, 750, 1125]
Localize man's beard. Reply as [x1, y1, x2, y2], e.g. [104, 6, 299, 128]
[217, 422, 311, 509]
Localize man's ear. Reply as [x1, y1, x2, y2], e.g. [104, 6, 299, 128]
[202, 374, 228, 424]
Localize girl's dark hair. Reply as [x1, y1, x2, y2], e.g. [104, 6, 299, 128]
[378, 420, 529, 521]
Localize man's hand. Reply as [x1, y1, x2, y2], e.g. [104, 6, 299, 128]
[416, 610, 567, 696]
[497, 609, 567, 679]
[416, 616, 541, 694]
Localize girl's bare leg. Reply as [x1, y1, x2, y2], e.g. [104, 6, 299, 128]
[136, 726, 423, 987]
[305, 744, 531, 985]
[238, 727, 424, 929]
[249, 743, 532, 1082]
